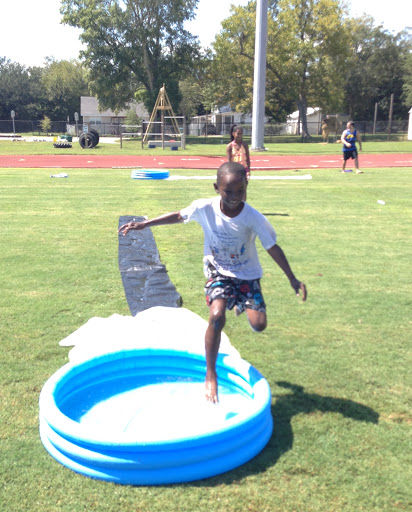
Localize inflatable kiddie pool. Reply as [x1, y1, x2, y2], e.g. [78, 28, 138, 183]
[39, 348, 273, 485]
[131, 169, 169, 180]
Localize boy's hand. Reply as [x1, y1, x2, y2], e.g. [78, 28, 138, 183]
[118, 221, 145, 236]
[291, 278, 307, 301]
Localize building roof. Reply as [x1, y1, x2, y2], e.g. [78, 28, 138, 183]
[80, 96, 149, 118]
[217, 105, 235, 114]
[287, 107, 322, 120]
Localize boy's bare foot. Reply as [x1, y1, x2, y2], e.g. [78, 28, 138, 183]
[205, 374, 219, 404]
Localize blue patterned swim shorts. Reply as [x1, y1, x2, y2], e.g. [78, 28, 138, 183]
[204, 264, 266, 313]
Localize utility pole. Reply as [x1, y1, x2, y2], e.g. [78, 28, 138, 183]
[251, 0, 268, 151]
[387, 94, 394, 141]
[74, 112, 79, 136]
[11, 110, 16, 135]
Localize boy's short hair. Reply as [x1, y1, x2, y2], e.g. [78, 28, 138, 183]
[217, 162, 247, 185]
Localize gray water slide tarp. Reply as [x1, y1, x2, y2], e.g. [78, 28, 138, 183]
[118, 216, 182, 316]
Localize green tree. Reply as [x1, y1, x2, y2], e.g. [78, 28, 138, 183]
[402, 52, 412, 108]
[210, 0, 348, 133]
[343, 19, 412, 120]
[24, 66, 48, 119]
[179, 77, 203, 119]
[0, 58, 45, 119]
[179, 54, 222, 119]
[40, 115, 52, 135]
[124, 108, 141, 127]
[41, 58, 89, 120]
[210, 4, 260, 115]
[282, 0, 348, 135]
[61, 0, 200, 114]
[0, 57, 89, 121]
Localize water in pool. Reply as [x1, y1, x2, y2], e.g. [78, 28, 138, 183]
[60, 376, 253, 442]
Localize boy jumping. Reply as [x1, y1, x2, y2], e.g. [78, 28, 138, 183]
[118, 162, 307, 403]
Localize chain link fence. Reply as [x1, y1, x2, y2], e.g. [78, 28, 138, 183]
[0, 120, 124, 136]
[186, 119, 410, 141]
[0, 119, 409, 142]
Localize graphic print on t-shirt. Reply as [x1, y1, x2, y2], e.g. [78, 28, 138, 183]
[210, 229, 248, 271]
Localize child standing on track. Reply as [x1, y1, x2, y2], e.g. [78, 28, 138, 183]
[227, 125, 251, 179]
[118, 162, 307, 404]
[341, 121, 363, 173]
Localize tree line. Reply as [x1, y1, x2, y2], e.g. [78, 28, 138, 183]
[0, 57, 89, 122]
[1, 0, 411, 135]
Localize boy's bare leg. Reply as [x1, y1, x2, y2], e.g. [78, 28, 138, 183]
[205, 299, 226, 404]
[246, 309, 267, 332]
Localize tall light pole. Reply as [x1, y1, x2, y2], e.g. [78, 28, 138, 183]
[251, 0, 268, 151]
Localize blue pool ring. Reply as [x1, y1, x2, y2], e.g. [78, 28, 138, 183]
[39, 349, 273, 485]
[131, 169, 169, 180]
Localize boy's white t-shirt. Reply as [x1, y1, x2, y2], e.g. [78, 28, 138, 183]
[180, 197, 277, 280]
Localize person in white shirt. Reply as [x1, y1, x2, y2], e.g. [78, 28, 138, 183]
[119, 162, 307, 403]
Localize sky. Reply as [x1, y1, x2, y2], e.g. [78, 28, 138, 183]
[1, 0, 410, 68]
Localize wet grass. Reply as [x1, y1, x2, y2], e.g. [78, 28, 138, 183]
[1, 167, 411, 511]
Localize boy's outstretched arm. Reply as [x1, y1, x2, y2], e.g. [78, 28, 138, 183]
[267, 244, 307, 301]
[118, 211, 183, 236]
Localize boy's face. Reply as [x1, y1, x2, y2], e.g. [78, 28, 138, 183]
[214, 173, 247, 217]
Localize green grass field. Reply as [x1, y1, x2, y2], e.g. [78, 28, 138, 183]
[1, 166, 411, 511]
[1, 136, 412, 156]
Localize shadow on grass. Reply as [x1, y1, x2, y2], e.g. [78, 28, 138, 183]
[188, 381, 379, 487]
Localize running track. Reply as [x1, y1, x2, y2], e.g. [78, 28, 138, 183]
[1, 153, 411, 170]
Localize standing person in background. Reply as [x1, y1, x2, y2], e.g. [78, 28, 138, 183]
[227, 125, 251, 179]
[321, 119, 330, 143]
[341, 121, 363, 174]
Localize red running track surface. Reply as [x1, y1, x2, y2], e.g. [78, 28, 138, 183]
[0, 153, 411, 170]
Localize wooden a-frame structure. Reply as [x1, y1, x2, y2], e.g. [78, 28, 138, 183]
[142, 84, 181, 147]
